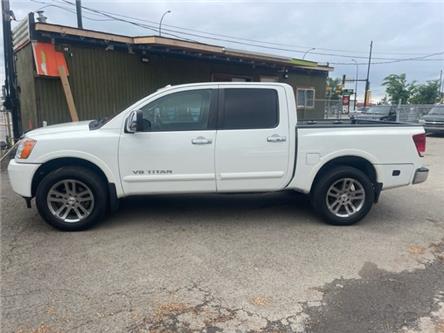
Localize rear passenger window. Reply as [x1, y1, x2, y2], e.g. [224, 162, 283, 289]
[221, 88, 278, 129]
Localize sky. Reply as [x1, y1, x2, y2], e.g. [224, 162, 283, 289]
[2, 0, 444, 102]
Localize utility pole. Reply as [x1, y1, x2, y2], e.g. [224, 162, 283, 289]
[2, 0, 21, 140]
[363, 40, 373, 108]
[439, 69, 443, 102]
[351, 59, 358, 111]
[341, 74, 346, 119]
[75, 0, 83, 29]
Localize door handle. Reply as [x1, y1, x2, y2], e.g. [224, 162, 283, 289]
[267, 134, 286, 143]
[192, 136, 212, 145]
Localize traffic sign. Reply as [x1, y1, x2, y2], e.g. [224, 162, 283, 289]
[342, 89, 354, 95]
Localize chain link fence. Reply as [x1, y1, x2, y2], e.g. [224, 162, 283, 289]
[322, 98, 347, 119]
[394, 105, 434, 123]
[0, 111, 14, 158]
[304, 99, 436, 122]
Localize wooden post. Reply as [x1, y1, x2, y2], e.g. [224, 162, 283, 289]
[58, 66, 79, 122]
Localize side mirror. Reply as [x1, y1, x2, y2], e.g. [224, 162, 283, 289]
[126, 110, 145, 133]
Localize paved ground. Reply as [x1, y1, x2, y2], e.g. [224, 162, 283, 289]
[1, 137, 443, 333]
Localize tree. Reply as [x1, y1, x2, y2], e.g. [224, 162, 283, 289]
[408, 80, 440, 104]
[382, 73, 414, 104]
[326, 77, 342, 99]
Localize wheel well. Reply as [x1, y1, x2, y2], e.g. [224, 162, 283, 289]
[31, 157, 109, 197]
[311, 156, 378, 192]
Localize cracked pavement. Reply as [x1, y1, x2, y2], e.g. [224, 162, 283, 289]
[1, 137, 443, 333]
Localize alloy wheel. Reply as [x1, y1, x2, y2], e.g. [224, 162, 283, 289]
[47, 179, 95, 223]
[326, 177, 366, 218]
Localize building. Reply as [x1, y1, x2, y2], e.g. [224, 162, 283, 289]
[12, 15, 332, 132]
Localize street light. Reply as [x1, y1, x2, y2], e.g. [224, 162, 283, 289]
[351, 59, 359, 111]
[159, 10, 171, 37]
[302, 48, 315, 60]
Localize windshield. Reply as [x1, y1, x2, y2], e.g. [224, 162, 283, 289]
[365, 106, 390, 114]
[428, 105, 444, 115]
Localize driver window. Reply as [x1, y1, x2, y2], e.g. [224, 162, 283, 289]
[139, 89, 212, 131]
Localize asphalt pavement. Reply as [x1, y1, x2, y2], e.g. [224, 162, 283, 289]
[1, 137, 443, 333]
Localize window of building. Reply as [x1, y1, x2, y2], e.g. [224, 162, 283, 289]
[140, 89, 213, 131]
[221, 88, 278, 130]
[212, 73, 252, 82]
[296, 88, 315, 109]
[259, 76, 279, 82]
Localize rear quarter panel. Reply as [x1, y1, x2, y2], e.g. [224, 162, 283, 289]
[288, 126, 425, 193]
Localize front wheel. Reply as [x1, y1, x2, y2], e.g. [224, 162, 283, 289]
[35, 166, 108, 231]
[311, 166, 375, 226]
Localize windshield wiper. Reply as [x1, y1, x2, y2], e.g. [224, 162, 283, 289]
[89, 117, 109, 130]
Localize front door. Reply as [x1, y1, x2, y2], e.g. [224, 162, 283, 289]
[215, 86, 291, 192]
[119, 88, 218, 195]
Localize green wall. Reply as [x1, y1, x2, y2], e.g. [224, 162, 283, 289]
[286, 71, 327, 120]
[16, 43, 328, 131]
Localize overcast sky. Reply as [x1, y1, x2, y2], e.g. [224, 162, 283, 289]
[2, 0, 444, 102]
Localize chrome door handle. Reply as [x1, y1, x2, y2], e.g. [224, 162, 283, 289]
[192, 136, 212, 145]
[267, 134, 286, 143]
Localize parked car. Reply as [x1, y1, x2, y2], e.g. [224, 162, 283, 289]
[351, 105, 397, 121]
[420, 104, 444, 135]
[8, 82, 428, 231]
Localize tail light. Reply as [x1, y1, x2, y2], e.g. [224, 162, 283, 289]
[412, 133, 426, 157]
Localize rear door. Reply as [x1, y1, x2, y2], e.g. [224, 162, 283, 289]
[215, 85, 291, 192]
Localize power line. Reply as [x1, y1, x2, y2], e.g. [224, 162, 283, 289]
[30, 0, 192, 40]
[32, 0, 444, 65]
[53, 0, 444, 60]
[65, 2, 193, 40]
[30, 0, 114, 21]
[331, 52, 444, 65]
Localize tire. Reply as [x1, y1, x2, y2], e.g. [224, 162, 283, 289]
[35, 166, 108, 231]
[311, 166, 375, 226]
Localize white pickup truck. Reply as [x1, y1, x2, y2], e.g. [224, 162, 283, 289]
[8, 82, 428, 231]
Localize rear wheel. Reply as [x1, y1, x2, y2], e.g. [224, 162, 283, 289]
[36, 166, 107, 231]
[311, 166, 375, 225]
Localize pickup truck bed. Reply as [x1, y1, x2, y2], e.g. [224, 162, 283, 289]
[297, 119, 420, 127]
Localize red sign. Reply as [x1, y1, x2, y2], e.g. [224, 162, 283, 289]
[342, 95, 350, 106]
[32, 42, 69, 77]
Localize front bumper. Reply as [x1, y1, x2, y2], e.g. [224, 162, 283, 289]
[412, 167, 429, 184]
[7, 160, 41, 197]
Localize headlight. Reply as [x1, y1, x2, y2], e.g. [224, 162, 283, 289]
[418, 119, 425, 124]
[15, 139, 37, 159]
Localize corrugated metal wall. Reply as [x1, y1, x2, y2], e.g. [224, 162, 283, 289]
[17, 43, 327, 129]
